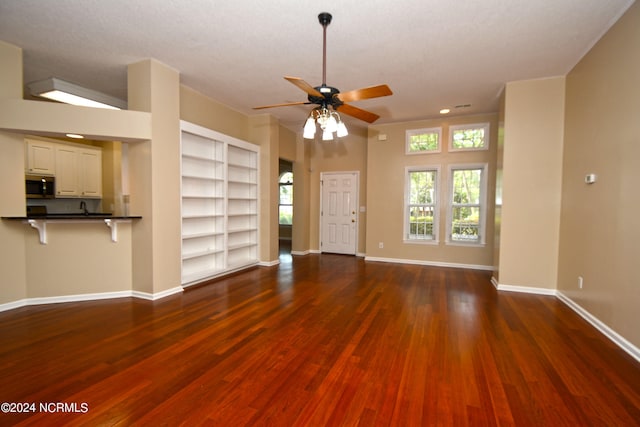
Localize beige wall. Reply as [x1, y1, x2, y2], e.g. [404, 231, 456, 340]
[366, 114, 497, 267]
[25, 223, 133, 297]
[498, 77, 565, 289]
[0, 42, 146, 304]
[307, 126, 370, 254]
[558, 2, 640, 347]
[180, 85, 249, 142]
[249, 114, 280, 264]
[292, 134, 311, 253]
[0, 42, 27, 305]
[493, 91, 506, 279]
[128, 59, 182, 294]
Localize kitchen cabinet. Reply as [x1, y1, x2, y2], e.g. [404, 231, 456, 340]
[180, 121, 259, 286]
[54, 144, 102, 198]
[79, 148, 102, 197]
[25, 139, 56, 175]
[55, 145, 79, 197]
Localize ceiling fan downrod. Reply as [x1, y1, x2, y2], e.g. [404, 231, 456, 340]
[318, 12, 332, 87]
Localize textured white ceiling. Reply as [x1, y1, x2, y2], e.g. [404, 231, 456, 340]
[0, 0, 635, 132]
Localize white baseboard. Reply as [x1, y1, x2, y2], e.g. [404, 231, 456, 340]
[365, 256, 494, 271]
[556, 291, 640, 363]
[258, 259, 280, 267]
[0, 298, 30, 312]
[290, 250, 310, 256]
[0, 287, 184, 312]
[491, 277, 556, 295]
[491, 277, 640, 363]
[132, 286, 183, 301]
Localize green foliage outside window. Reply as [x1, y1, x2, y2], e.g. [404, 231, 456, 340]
[409, 132, 439, 152]
[279, 172, 293, 225]
[451, 169, 482, 241]
[408, 170, 436, 239]
[452, 128, 485, 149]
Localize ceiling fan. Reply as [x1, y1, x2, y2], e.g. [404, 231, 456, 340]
[253, 12, 393, 128]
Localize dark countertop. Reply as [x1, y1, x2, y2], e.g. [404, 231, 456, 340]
[2, 214, 142, 220]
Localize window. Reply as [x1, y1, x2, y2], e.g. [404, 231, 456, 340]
[405, 167, 439, 242]
[279, 172, 293, 225]
[447, 165, 487, 244]
[449, 123, 490, 151]
[406, 127, 442, 154]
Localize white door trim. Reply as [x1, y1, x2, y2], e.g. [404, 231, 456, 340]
[319, 171, 359, 255]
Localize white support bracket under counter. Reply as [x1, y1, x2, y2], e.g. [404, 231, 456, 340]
[2, 216, 141, 245]
[28, 219, 47, 245]
[104, 219, 118, 242]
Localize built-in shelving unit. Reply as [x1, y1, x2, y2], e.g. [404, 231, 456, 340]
[180, 121, 259, 286]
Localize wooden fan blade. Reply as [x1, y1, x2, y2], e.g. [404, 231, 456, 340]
[253, 101, 308, 110]
[284, 76, 323, 98]
[337, 84, 393, 103]
[337, 103, 380, 123]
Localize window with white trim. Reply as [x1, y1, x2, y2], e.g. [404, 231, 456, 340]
[405, 167, 439, 242]
[449, 123, 490, 151]
[406, 127, 442, 154]
[279, 171, 293, 225]
[447, 164, 487, 244]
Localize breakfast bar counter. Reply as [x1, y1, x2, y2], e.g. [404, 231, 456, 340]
[2, 215, 141, 244]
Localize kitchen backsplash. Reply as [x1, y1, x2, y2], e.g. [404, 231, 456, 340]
[26, 198, 103, 214]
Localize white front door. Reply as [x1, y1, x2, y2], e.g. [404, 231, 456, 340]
[320, 172, 358, 255]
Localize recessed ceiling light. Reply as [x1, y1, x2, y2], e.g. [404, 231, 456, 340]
[439, 108, 450, 114]
[66, 133, 84, 139]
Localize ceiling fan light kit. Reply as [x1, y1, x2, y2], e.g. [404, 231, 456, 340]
[253, 12, 393, 141]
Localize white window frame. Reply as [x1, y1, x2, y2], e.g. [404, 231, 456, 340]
[404, 165, 440, 244]
[405, 127, 442, 155]
[278, 171, 293, 225]
[445, 163, 488, 246]
[448, 122, 490, 152]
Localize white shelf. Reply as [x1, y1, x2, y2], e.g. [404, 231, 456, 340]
[182, 231, 224, 240]
[182, 248, 225, 261]
[180, 121, 259, 286]
[182, 194, 224, 199]
[181, 153, 224, 163]
[181, 174, 222, 181]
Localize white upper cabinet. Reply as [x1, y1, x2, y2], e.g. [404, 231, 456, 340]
[78, 148, 102, 198]
[25, 139, 56, 175]
[26, 138, 103, 198]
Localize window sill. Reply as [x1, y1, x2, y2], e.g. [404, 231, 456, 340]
[445, 240, 486, 247]
[404, 239, 439, 246]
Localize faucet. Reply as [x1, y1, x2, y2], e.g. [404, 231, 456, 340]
[80, 201, 89, 215]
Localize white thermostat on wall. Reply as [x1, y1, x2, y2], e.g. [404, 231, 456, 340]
[585, 173, 597, 184]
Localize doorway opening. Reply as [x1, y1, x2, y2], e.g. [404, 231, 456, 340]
[279, 159, 293, 262]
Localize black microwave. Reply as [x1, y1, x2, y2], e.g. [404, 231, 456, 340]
[26, 174, 55, 199]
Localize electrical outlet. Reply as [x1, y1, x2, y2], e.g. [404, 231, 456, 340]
[378, 242, 384, 249]
[578, 276, 583, 289]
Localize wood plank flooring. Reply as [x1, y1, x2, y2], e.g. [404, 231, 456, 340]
[0, 253, 639, 426]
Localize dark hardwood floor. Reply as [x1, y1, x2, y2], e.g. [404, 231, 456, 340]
[1, 252, 638, 426]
